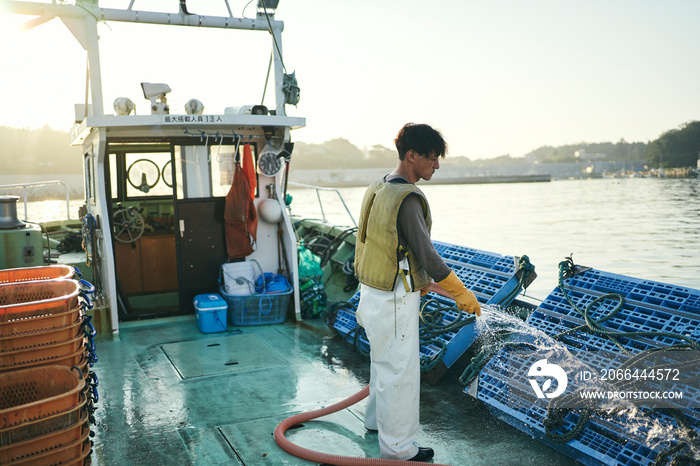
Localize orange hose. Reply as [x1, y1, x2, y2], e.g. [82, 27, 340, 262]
[274, 385, 455, 465]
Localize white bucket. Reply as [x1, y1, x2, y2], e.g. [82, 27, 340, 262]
[221, 261, 256, 296]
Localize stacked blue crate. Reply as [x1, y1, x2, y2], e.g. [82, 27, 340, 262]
[332, 241, 529, 370]
[332, 293, 369, 350]
[470, 267, 700, 466]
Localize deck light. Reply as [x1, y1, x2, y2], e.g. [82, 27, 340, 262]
[185, 99, 204, 115]
[113, 97, 134, 115]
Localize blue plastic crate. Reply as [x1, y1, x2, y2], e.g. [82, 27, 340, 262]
[333, 242, 530, 372]
[562, 270, 700, 316]
[333, 307, 371, 353]
[467, 267, 700, 466]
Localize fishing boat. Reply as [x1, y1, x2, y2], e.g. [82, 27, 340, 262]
[1, 2, 699, 465]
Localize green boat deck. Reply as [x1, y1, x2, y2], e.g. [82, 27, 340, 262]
[89, 316, 578, 465]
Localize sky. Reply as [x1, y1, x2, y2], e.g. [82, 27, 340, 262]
[1, 0, 699, 160]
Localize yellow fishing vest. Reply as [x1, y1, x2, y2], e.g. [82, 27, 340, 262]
[355, 178, 432, 291]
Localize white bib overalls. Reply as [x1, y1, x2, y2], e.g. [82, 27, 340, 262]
[356, 268, 421, 460]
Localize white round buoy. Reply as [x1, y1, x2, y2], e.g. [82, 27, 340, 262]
[258, 199, 283, 224]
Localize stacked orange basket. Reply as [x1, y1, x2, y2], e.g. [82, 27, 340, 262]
[0, 265, 98, 465]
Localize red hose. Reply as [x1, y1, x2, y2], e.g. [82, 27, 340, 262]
[274, 385, 455, 465]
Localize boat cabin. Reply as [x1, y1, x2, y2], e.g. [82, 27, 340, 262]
[73, 108, 303, 329]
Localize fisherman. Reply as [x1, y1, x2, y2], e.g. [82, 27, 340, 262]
[354, 122, 481, 462]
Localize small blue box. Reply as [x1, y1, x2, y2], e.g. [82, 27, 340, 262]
[194, 293, 228, 333]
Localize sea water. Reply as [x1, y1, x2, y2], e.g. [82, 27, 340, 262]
[18, 177, 700, 301]
[288, 177, 700, 302]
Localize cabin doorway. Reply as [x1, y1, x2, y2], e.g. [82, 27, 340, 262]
[107, 138, 257, 319]
[107, 143, 179, 319]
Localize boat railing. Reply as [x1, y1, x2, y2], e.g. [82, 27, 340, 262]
[0, 180, 72, 220]
[287, 182, 357, 227]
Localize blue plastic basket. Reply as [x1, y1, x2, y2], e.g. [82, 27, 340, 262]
[219, 286, 292, 326]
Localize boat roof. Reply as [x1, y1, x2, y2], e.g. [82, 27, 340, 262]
[71, 113, 306, 145]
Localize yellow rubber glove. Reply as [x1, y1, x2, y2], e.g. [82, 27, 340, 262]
[437, 270, 481, 316]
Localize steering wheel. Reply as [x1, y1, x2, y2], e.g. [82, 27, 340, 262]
[127, 159, 161, 193]
[113, 207, 145, 243]
[161, 159, 173, 188]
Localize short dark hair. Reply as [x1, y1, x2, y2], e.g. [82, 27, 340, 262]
[394, 123, 448, 160]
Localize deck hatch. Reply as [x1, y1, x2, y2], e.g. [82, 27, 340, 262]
[161, 333, 289, 379]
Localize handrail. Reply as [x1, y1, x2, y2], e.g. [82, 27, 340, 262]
[0, 180, 72, 220]
[287, 182, 357, 227]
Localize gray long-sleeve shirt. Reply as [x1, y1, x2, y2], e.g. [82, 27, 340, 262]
[387, 175, 451, 283]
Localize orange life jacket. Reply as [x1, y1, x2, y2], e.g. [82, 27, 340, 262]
[224, 162, 258, 259]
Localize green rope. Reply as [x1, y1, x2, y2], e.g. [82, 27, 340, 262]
[554, 257, 699, 355]
[651, 408, 700, 466]
[459, 341, 539, 386]
[419, 298, 473, 372]
[420, 339, 448, 372]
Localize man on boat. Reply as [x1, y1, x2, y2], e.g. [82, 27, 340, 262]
[354, 123, 481, 462]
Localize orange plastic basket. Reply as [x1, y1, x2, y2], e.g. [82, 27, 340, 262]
[0, 279, 86, 338]
[0, 266, 76, 285]
[0, 348, 89, 376]
[0, 366, 85, 430]
[0, 334, 86, 371]
[0, 280, 82, 319]
[0, 393, 87, 446]
[0, 320, 83, 352]
[0, 408, 88, 463]
[0, 305, 83, 339]
[8, 424, 90, 465]
[62, 438, 92, 466]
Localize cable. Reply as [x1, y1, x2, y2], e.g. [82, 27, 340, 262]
[259, 0, 287, 74]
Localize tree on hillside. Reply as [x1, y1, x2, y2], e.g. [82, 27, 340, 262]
[530, 144, 579, 163]
[367, 144, 396, 167]
[646, 121, 700, 168]
[0, 126, 82, 175]
[529, 140, 648, 164]
[291, 138, 366, 170]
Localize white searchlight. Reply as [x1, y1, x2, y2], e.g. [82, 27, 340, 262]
[141, 82, 171, 115]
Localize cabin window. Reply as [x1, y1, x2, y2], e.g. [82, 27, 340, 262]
[107, 145, 174, 201]
[109, 155, 119, 199]
[85, 153, 96, 206]
[211, 144, 238, 197]
[125, 152, 172, 198]
[174, 145, 211, 199]
[174, 141, 256, 199]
